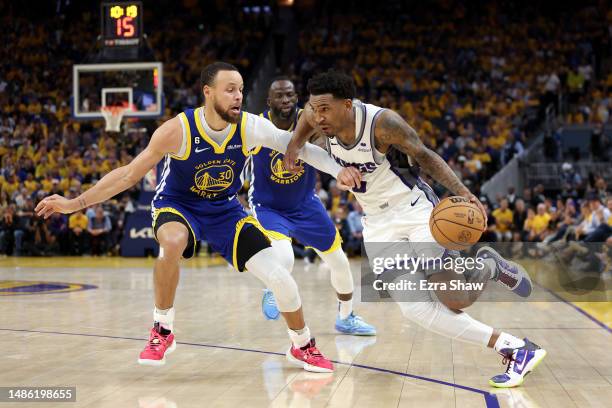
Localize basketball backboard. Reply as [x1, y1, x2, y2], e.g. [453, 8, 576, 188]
[72, 62, 163, 119]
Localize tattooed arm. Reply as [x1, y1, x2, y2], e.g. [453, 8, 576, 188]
[374, 110, 487, 222]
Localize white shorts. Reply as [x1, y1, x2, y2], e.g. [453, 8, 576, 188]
[362, 185, 446, 266]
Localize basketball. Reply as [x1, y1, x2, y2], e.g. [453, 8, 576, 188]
[429, 196, 486, 250]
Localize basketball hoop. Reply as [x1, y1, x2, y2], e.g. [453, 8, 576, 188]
[101, 106, 129, 132]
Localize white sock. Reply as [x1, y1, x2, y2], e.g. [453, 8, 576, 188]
[494, 332, 525, 353]
[483, 258, 497, 279]
[288, 326, 311, 348]
[154, 306, 175, 332]
[338, 299, 353, 319]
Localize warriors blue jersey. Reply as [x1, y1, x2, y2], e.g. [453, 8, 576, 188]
[153, 107, 250, 213]
[249, 109, 317, 211]
[151, 107, 265, 269]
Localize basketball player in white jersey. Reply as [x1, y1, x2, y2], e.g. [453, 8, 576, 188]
[35, 62, 364, 373]
[283, 70, 546, 388]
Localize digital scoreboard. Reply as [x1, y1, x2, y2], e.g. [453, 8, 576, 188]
[101, 2, 143, 47]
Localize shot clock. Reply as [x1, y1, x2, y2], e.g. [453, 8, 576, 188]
[101, 1, 143, 47]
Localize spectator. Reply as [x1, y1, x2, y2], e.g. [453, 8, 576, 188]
[492, 198, 513, 241]
[68, 209, 89, 255]
[533, 185, 547, 206]
[512, 199, 528, 242]
[571, 201, 592, 240]
[480, 215, 498, 243]
[560, 162, 583, 198]
[332, 206, 351, 252]
[506, 187, 517, 209]
[523, 207, 536, 241]
[542, 70, 561, 113]
[501, 131, 525, 166]
[48, 213, 69, 254]
[327, 182, 344, 214]
[593, 176, 608, 202]
[578, 193, 611, 240]
[523, 188, 535, 208]
[32, 216, 54, 256]
[315, 180, 329, 207]
[539, 208, 576, 246]
[13, 199, 35, 256]
[346, 201, 364, 256]
[581, 197, 612, 243]
[0, 205, 17, 255]
[531, 203, 552, 241]
[88, 207, 112, 256]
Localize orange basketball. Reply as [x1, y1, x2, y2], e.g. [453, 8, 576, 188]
[429, 196, 486, 250]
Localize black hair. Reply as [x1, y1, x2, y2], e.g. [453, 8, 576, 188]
[307, 70, 356, 99]
[200, 61, 239, 87]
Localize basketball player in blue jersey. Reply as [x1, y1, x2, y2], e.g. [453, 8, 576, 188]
[248, 78, 375, 335]
[282, 71, 546, 387]
[35, 62, 363, 374]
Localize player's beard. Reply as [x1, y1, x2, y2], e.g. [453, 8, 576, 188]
[272, 105, 295, 121]
[214, 101, 240, 124]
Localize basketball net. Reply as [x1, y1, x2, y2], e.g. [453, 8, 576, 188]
[101, 105, 130, 132]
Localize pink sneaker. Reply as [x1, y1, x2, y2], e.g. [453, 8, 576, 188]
[137, 326, 176, 366]
[286, 338, 334, 373]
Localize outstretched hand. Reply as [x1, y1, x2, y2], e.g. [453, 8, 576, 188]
[35, 195, 79, 219]
[283, 143, 302, 173]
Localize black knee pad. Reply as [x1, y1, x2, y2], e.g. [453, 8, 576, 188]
[236, 225, 271, 271]
[154, 212, 195, 259]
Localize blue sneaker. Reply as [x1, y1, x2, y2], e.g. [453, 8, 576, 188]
[261, 289, 280, 320]
[489, 338, 547, 388]
[477, 246, 533, 297]
[335, 312, 376, 336]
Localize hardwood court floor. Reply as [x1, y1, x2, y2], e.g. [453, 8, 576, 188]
[0, 256, 610, 408]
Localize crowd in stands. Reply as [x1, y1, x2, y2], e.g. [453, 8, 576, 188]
[0, 1, 270, 256]
[289, 1, 611, 195]
[1, 1, 611, 261]
[291, 172, 611, 269]
[480, 182, 612, 274]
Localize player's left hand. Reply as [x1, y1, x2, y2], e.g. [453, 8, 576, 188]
[461, 192, 488, 230]
[283, 142, 302, 173]
[336, 167, 362, 190]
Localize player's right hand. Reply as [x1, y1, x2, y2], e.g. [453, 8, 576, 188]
[35, 195, 79, 219]
[336, 167, 362, 191]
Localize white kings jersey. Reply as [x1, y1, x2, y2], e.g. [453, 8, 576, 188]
[325, 99, 439, 216]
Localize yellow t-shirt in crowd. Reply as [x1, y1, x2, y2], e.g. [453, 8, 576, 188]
[35, 163, 50, 179]
[2, 180, 20, 196]
[41, 179, 54, 192]
[492, 208, 514, 232]
[69, 213, 88, 230]
[531, 213, 551, 234]
[330, 195, 341, 214]
[24, 180, 38, 193]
